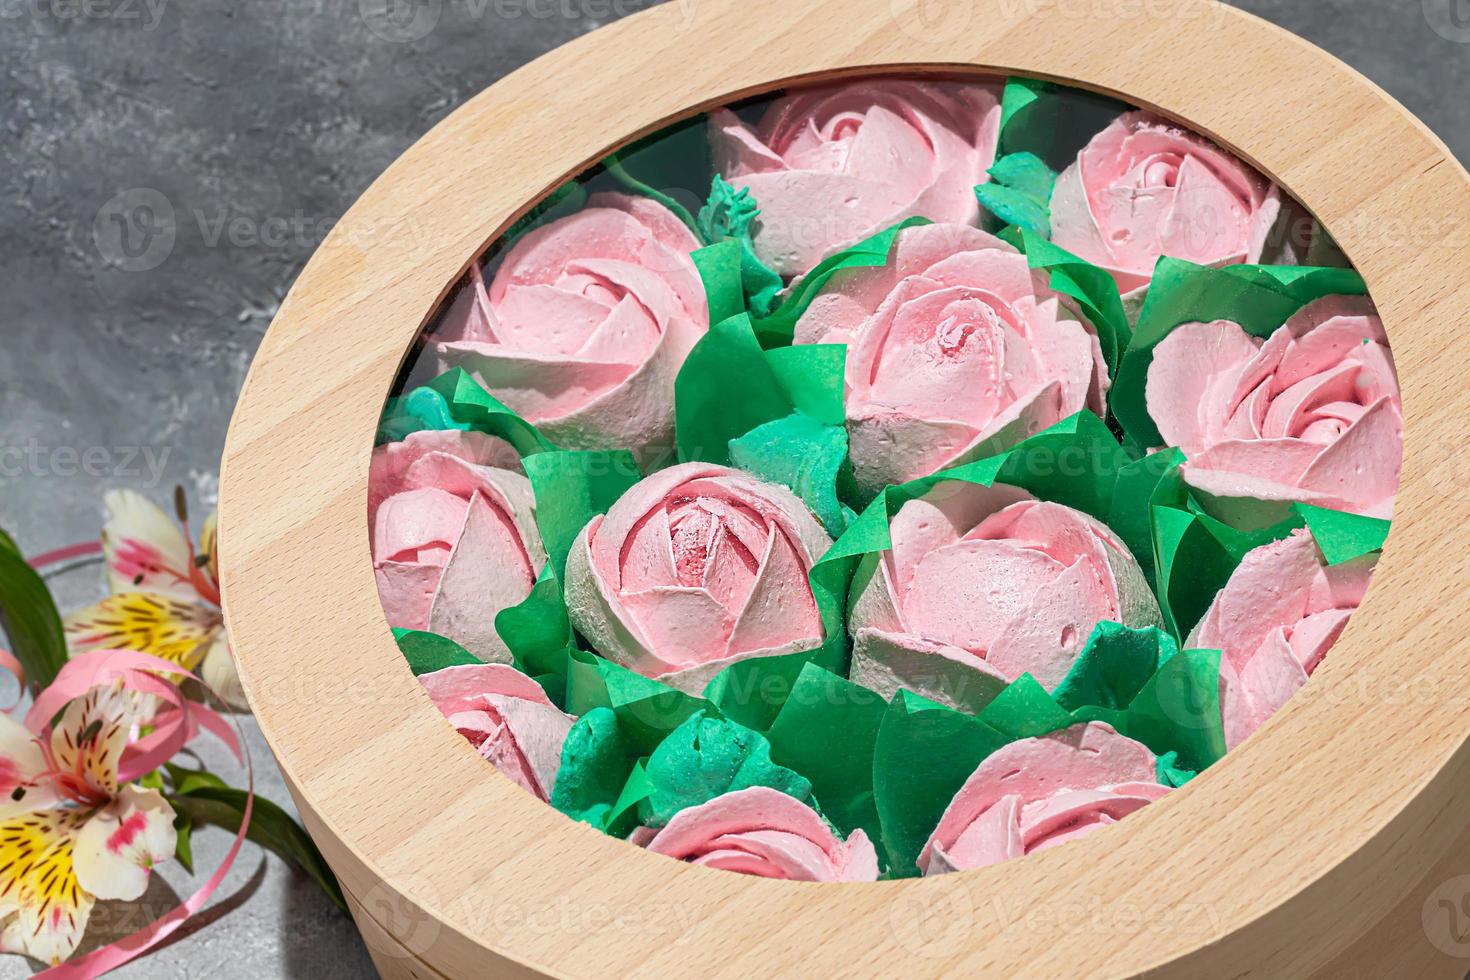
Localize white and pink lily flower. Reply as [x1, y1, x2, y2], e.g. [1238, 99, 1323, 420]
[63, 490, 247, 709]
[0, 681, 177, 966]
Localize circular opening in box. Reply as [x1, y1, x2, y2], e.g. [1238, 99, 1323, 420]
[366, 69, 1399, 884]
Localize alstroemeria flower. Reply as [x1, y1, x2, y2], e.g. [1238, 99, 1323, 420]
[849, 482, 1162, 712]
[0, 683, 176, 966]
[919, 722, 1169, 875]
[1188, 530, 1374, 749]
[370, 430, 546, 665]
[564, 463, 832, 695]
[631, 787, 879, 882]
[418, 664, 574, 802]
[711, 78, 1002, 277]
[794, 222, 1108, 494]
[1050, 111, 1282, 298]
[436, 192, 709, 463]
[1146, 296, 1402, 522]
[64, 491, 245, 709]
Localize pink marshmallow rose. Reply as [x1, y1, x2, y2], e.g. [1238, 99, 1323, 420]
[1188, 529, 1374, 749]
[370, 430, 546, 664]
[793, 222, 1109, 495]
[436, 192, 709, 462]
[919, 722, 1169, 874]
[419, 664, 574, 802]
[632, 787, 879, 881]
[1146, 295, 1401, 522]
[711, 78, 1001, 277]
[1051, 111, 1281, 298]
[849, 482, 1161, 712]
[564, 462, 833, 695]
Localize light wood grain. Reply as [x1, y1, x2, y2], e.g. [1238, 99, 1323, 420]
[218, 0, 1470, 976]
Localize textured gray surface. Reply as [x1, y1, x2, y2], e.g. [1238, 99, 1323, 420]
[0, 1, 1463, 977]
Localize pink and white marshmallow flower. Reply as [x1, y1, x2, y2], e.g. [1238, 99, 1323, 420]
[849, 482, 1161, 712]
[1051, 111, 1282, 298]
[418, 664, 575, 802]
[919, 722, 1170, 875]
[370, 430, 546, 664]
[711, 78, 1002, 277]
[436, 192, 709, 462]
[1188, 530, 1374, 750]
[794, 222, 1108, 495]
[1146, 295, 1401, 522]
[632, 787, 879, 882]
[564, 462, 833, 695]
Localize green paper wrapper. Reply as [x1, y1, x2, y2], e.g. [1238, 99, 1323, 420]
[998, 76, 1128, 171]
[1018, 228, 1130, 375]
[674, 312, 852, 534]
[394, 629, 480, 675]
[493, 445, 643, 698]
[748, 217, 932, 348]
[1112, 258, 1369, 449]
[871, 690, 1007, 877]
[1146, 452, 1389, 638]
[763, 663, 888, 862]
[871, 621, 1226, 875]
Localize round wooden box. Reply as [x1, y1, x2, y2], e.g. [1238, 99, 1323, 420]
[218, 1, 1470, 977]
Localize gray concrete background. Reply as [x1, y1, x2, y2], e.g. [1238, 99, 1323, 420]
[0, 1, 1464, 977]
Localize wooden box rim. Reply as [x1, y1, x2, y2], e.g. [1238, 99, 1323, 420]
[219, 1, 1470, 976]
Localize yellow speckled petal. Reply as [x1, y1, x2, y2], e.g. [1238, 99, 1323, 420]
[64, 592, 221, 671]
[0, 808, 94, 967]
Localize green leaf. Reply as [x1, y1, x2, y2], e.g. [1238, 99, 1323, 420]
[695, 176, 784, 316]
[0, 526, 68, 694]
[728, 412, 853, 537]
[173, 813, 195, 875]
[393, 629, 479, 675]
[637, 710, 811, 829]
[167, 785, 347, 913]
[975, 152, 1056, 237]
[550, 707, 645, 836]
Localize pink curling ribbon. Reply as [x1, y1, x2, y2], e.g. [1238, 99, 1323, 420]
[7, 543, 256, 979]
